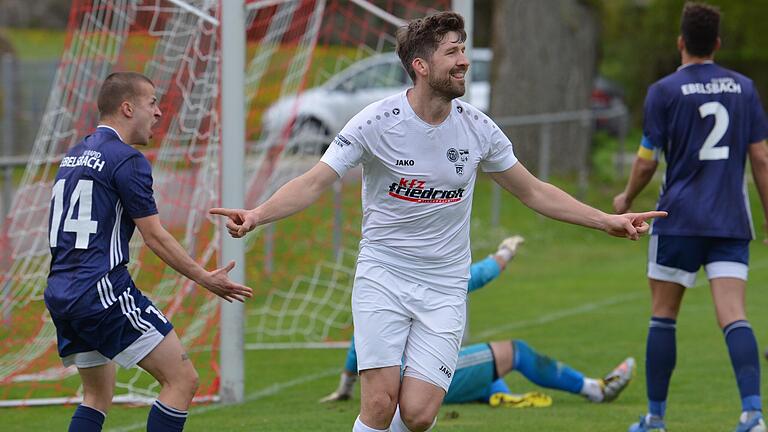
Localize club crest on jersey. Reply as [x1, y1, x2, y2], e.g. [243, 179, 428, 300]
[446, 148, 459, 163]
[459, 149, 469, 162]
[455, 164, 464, 176]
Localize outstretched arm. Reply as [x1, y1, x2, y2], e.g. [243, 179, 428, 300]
[135, 214, 253, 302]
[210, 161, 339, 238]
[489, 163, 666, 240]
[749, 140, 768, 243]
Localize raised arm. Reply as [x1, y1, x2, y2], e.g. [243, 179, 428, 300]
[210, 161, 340, 238]
[489, 163, 666, 240]
[749, 140, 768, 243]
[134, 214, 253, 302]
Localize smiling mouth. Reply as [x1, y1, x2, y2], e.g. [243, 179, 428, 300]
[450, 71, 466, 80]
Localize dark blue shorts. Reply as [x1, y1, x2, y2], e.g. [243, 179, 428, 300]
[648, 235, 749, 288]
[52, 282, 173, 369]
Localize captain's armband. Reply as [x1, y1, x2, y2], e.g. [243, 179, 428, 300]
[637, 135, 660, 161]
[637, 145, 656, 161]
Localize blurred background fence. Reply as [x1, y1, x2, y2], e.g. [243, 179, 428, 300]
[1, 54, 58, 221]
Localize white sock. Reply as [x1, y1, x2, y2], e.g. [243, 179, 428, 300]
[580, 377, 604, 402]
[389, 406, 411, 432]
[390, 405, 436, 432]
[353, 415, 389, 432]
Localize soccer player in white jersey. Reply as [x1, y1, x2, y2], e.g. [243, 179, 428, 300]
[211, 11, 664, 432]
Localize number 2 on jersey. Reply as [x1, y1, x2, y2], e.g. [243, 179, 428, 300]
[698, 101, 730, 161]
[49, 179, 99, 249]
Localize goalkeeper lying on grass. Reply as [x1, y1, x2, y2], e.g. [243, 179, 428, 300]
[321, 236, 635, 407]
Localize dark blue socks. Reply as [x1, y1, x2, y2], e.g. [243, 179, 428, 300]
[724, 320, 762, 412]
[147, 399, 188, 432]
[68, 404, 105, 432]
[646, 317, 676, 418]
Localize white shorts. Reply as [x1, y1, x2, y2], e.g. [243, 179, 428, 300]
[61, 327, 166, 369]
[352, 259, 466, 392]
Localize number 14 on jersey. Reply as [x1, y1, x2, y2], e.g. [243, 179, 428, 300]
[49, 179, 99, 249]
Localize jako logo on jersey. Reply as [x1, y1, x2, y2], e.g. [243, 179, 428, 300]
[396, 159, 415, 166]
[333, 134, 352, 147]
[439, 365, 452, 378]
[388, 178, 465, 204]
[446, 148, 459, 163]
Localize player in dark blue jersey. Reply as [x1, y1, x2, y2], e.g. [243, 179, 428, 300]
[45, 72, 252, 432]
[614, 4, 768, 432]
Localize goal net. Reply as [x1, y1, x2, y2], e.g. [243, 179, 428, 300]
[0, 0, 448, 407]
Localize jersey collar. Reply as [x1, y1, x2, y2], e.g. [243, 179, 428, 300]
[677, 60, 714, 71]
[96, 124, 125, 142]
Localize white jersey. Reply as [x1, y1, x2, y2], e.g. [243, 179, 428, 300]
[321, 91, 517, 291]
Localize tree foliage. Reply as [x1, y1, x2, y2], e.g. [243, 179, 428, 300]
[599, 0, 768, 121]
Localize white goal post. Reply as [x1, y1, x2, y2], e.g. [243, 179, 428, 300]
[0, 0, 472, 408]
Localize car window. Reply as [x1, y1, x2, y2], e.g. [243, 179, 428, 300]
[346, 61, 407, 91]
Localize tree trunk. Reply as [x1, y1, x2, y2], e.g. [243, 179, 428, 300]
[490, 0, 598, 176]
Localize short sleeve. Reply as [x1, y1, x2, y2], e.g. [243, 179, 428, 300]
[642, 83, 668, 149]
[113, 155, 158, 219]
[748, 86, 768, 144]
[320, 121, 369, 177]
[480, 121, 518, 173]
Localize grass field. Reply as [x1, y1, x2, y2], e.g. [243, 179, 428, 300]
[4, 175, 768, 431]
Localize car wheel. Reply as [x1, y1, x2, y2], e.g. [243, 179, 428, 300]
[289, 117, 332, 156]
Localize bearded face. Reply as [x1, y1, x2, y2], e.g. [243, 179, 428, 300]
[421, 31, 469, 101]
[426, 60, 467, 101]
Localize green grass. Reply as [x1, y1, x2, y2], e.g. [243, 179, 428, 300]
[1, 28, 66, 60]
[4, 175, 768, 431]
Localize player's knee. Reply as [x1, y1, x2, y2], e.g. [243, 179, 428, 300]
[400, 409, 436, 432]
[164, 362, 199, 399]
[363, 391, 397, 420]
[181, 365, 200, 397]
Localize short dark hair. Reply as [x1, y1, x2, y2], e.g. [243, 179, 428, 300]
[396, 11, 466, 82]
[681, 2, 720, 57]
[97, 72, 154, 118]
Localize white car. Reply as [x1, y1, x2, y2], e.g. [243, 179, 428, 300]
[260, 48, 626, 155]
[260, 48, 491, 155]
